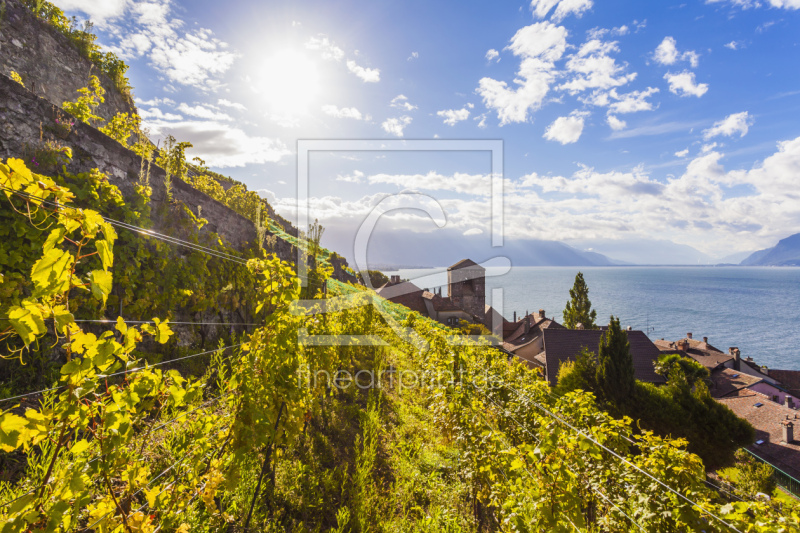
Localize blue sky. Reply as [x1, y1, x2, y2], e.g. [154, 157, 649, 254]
[59, 0, 800, 264]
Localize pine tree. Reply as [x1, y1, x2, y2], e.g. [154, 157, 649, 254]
[595, 316, 635, 404]
[562, 272, 597, 329]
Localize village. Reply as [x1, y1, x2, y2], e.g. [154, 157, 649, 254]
[377, 259, 800, 487]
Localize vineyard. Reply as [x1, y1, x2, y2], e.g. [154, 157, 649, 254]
[0, 3, 798, 527]
[0, 151, 798, 533]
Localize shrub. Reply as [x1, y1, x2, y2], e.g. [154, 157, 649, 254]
[10, 70, 24, 87]
[62, 75, 105, 126]
[732, 449, 777, 498]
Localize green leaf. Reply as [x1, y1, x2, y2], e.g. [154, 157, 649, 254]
[96, 239, 113, 270]
[69, 439, 91, 456]
[43, 227, 66, 254]
[88, 269, 113, 305]
[31, 248, 73, 297]
[7, 304, 46, 346]
[151, 318, 173, 344]
[0, 412, 28, 452]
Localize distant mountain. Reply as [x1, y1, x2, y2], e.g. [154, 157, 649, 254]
[568, 238, 713, 265]
[740, 233, 800, 266]
[322, 228, 623, 268]
[716, 250, 756, 265]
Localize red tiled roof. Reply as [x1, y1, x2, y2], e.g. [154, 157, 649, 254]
[770, 370, 800, 396]
[716, 389, 800, 479]
[542, 329, 666, 386]
[709, 367, 763, 398]
[375, 281, 428, 315]
[654, 338, 734, 371]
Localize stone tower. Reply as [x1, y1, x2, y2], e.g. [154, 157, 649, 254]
[447, 259, 485, 322]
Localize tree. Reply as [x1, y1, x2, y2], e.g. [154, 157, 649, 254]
[732, 449, 777, 498]
[562, 272, 597, 329]
[595, 316, 634, 404]
[654, 352, 709, 388]
[358, 270, 389, 288]
[554, 347, 598, 396]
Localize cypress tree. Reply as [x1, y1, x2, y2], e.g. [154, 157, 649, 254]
[595, 316, 635, 404]
[562, 272, 597, 329]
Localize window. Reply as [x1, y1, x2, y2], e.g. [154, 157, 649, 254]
[754, 402, 763, 408]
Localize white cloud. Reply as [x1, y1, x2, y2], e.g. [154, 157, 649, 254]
[477, 22, 567, 125]
[408, 51, 419, 61]
[138, 107, 182, 121]
[135, 96, 175, 107]
[437, 107, 472, 126]
[558, 39, 637, 94]
[381, 116, 412, 137]
[530, 0, 593, 22]
[486, 49, 500, 61]
[724, 40, 742, 50]
[587, 25, 629, 39]
[706, 0, 800, 10]
[57, 0, 131, 21]
[675, 148, 689, 157]
[143, 118, 291, 168]
[653, 37, 700, 67]
[664, 71, 708, 97]
[176, 103, 233, 121]
[607, 114, 626, 130]
[305, 35, 345, 61]
[701, 142, 719, 153]
[582, 87, 660, 114]
[463, 228, 484, 236]
[703, 111, 753, 139]
[347, 60, 381, 82]
[80, 0, 237, 90]
[322, 104, 368, 120]
[217, 99, 246, 111]
[336, 170, 365, 183]
[264, 136, 800, 256]
[368, 171, 491, 195]
[543, 111, 589, 144]
[390, 95, 417, 111]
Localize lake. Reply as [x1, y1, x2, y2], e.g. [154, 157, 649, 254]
[385, 266, 800, 371]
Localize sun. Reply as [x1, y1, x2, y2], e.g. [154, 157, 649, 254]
[256, 49, 320, 117]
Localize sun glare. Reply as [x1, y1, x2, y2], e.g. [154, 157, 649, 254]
[256, 49, 320, 116]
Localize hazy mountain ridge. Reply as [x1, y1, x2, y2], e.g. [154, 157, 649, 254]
[740, 233, 800, 266]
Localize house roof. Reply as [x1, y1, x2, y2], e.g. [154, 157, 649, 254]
[375, 280, 428, 315]
[448, 258, 483, 270]
[542, 329, 666, 386]
[654, 338, 734, 371]
[709, 367, 763, 398]
[716, 388, 800, 479]
[769, 370, 800, 396]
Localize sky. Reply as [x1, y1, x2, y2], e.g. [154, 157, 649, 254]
[58, 0, 800, 266]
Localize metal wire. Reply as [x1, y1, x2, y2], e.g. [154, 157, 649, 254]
[0, 344, 242, 404]
[493, 379, 744, 533]
[71, 319, 262, 327]
[0, 186, 249, 266]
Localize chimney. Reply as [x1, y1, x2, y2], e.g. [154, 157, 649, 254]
[513, 311, 517, 322]
[729, 347, 741, 371]
[524, 315, 531, 334]
[788, 396, 795, 409]
[576, 323, 585, 330]
[687, 332, 693, 339]
[539, 309, 545, 318]
[390, 275, 400, 283]
[703, 336, 708, 344]
[783, 419, 795, 444]
[626, 326, 632, 331]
